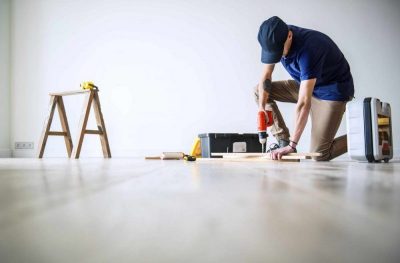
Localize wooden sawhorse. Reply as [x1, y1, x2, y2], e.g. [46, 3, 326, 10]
[38, 89, 111, 159]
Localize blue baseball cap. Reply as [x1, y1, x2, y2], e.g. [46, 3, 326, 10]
[258, 16, 289, 64]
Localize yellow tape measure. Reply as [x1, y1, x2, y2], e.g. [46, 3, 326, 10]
[80, 81, 99, 91]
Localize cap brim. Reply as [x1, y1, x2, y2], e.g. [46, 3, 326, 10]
[261, 48, 283, 64]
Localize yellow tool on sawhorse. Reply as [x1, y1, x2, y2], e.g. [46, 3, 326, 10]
[80, 81, 99, 91]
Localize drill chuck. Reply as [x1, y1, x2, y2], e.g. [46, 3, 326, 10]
[258, 131, 267, 144]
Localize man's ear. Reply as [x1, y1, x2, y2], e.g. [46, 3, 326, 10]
[287, 30, 292, 41]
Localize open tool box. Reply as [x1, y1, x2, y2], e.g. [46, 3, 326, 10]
[198, 133, 262, 158]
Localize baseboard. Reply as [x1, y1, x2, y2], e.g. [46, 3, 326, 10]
[11, 149, 153, 158]
[0, 148, 12, 158]
[12, 149, 36, 158]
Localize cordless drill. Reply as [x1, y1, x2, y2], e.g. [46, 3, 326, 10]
[257, 110, 273, 153]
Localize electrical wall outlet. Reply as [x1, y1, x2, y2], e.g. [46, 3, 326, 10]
[15, 142, 34, 150]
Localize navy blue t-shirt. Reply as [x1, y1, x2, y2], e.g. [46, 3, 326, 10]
[276, 25, 354, 101]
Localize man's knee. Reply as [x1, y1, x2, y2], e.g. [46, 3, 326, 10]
[312, 153, 331, 161]
[311, 136, 348, 161]
[311, 143, 331, 161]
[253, 84, 275, 105]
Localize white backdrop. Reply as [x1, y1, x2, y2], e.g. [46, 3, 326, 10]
[7, 0, 400, 157]
[0, 0, 11, 157]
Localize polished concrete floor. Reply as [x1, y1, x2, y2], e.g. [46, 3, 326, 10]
[0, 158, 399, 263]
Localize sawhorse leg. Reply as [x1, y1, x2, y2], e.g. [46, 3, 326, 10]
[72, 90, 111, 159]
[37, 96, 73, 158]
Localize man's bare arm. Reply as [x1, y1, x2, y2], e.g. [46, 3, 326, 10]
[258, 64, 275, 111]
[271, 78, 315, 160]
[291, 78, 316, 144]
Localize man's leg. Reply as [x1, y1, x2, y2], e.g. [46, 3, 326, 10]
[253, 80, 299, 141]
[310, 97, 347, 161]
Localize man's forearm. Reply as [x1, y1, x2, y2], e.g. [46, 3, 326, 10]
[258, 76, 272, 110]
[291, 102, 311, 143]
[291, 78, 316, 145]
[258, 82, 269, 110]
[258, 65, 274, 110]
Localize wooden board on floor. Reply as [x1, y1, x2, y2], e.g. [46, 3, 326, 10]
[197, 158, 299, 163]
[206, 152, 322, 162]
[211, 152, 322, 158]
[145, 152, 184, 160]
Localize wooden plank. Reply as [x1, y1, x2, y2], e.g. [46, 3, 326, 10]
[278, 152, 321, 157]
[197, 158, 299, 163]
[161, 152, 184, 160]
[211, 152, 321, 158]
[279, 155, 308, 160]
[37, 96, 57, 158]
[222, 155, 309, 160]
[210, 152, 321, 161]
[92, 91, 111, 158]
[145, 153, 184, 160]
[145, 156, 162, 160]
[48, 131, 68, 136]
[49, 90, 90, 96]
[220, 155, 307, 160]
[57, 97, 73, 157]
[72, 91, 94, 159]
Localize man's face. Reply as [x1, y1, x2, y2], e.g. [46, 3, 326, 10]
[282, 31, 293, 57]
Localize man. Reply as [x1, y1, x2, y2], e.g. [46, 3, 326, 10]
[255, 16, 354, 161]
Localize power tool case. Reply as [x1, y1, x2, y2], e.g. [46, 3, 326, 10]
[199, 133, 262, 158]
[346, 97, 393, 163]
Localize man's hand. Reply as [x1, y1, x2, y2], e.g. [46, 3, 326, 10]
[271, 145, 296, 160]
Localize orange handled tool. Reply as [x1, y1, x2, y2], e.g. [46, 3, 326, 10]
[258, 110, 273, 153]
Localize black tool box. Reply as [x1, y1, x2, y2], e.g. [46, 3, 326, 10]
[198, 133, 262, 158]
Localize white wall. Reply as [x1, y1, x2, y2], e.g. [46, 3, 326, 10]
[10, 0, 400, 157]
[0, 0, 11, 157]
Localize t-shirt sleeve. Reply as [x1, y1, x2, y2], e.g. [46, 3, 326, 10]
[298, 46, 326, 81]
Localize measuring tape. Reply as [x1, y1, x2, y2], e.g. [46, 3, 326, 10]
[80, 81, 99, 91]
